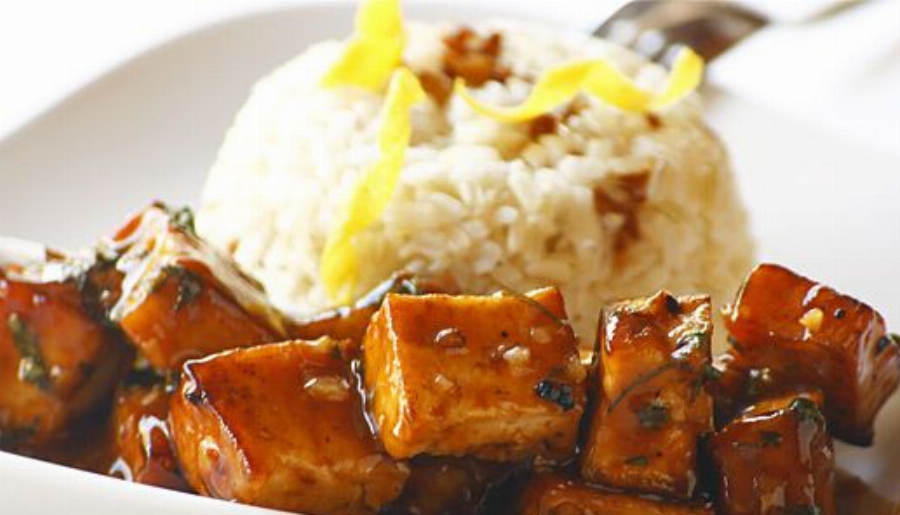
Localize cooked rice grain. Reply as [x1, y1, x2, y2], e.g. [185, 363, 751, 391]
[198, 21, 754, 343]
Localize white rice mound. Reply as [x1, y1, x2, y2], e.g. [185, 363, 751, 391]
[198, 21, 755, 343]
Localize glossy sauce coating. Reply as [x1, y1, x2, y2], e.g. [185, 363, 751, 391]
[710, 392, 836, 515]
[169, 338, 409, 515]
[363, 287, 585, 461]
[383, 455, 521, 515]
[719, 263, 900, 445]
[290, 273, 455, 345]
[1, 268, 128, 447]
[109, 205, 288, 370]
[580, 292, 714, 499]
[110, 382, 191, 491]
[517, 472, 714, 515]
[2, 232, 898, 515]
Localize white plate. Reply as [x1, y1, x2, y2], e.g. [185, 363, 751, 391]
[1, 1, 898, 513]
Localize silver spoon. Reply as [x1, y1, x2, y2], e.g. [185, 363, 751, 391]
[594, 0, 860, 65]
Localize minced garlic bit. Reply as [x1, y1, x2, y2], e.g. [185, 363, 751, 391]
[304, 376, 351, 402]
[320, 68, 426, 302]
[433, 374, 458, 394]
[434, 327, 467, 349]
[455, 46, 704, 122]
[503, 345, 532, 368]
[799, 308, 825, 334]
[320, 0, 405, 90]
[530, 325, 554, 345]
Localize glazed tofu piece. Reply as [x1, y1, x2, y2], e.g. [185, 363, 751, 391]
[382, 456, 519, 515]
[719, 263, 900, 445]
[110, 378, 190, 491]
[517, 473, 714, 515]
[363, 287, 586, 462]
[0, 267, 128, 448]
[109, 204, 289, 370]
[580, 292, 714, 499]
[290, 273, 456, 345]
[710, 392, 836, 515]
[169, 338, 409, 515]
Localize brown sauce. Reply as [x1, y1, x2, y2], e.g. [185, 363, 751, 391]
[834, 469, 898, 515]
[23, 408, 117, 475]
[8, 412, 895, 515]
[592, 170, 651, 255]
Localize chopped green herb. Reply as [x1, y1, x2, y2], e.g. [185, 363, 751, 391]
[534, 379, 575, 411]
[497, 283, 569, 330]
[790, 397, 825, 425]
[607, 361, 677, 413]
[638, 400, 670, 430]
[664, 294, 681, 315]
[786, 505, 822, 515]
[624, 455, 649, 467]
[169, 206, 197, 236]
[176, 271, 203, 310]
[397, 278, 421, 295]
[330, 344, 344, 362]
[760, 431, 782, 447]
[7, 314, 51, 390]
[159, 266, 204, 311]
[876, 335, 894, 355]
[676, 331, 710, 351]
[691, 363, 722, 400]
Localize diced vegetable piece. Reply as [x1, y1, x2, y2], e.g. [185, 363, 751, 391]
[710, 392, 836, 515]
[169, 338, 408, 515]
[382, 456, 519, 515]
[580, 292, 714, 499]
[363, 287, 585, 461]
[517, 472, 714, 515]
[109, 204, 288, 370]
[720, 263, 900, 445]
[290, 273, 455, 345]
[109, 379, 190, 491]
[1, 267, 129, 447]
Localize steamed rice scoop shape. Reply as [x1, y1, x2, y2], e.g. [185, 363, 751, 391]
[197, 8, 754, 344]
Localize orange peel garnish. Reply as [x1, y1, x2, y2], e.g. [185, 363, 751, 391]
[321, 68, 426, 302]
[320, 0, 405, 90]
[455, 47, 704, 122]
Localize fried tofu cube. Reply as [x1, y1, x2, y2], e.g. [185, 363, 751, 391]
[710, 392, 836, 515]
[517, 473, 714, 515]
[382, 456, 519, 515]
[720, 263, 900, 445]
[109, 204, 288, 370]
[290, 273, 456, 345]
[580, 292, 714, 499]
[169, 338, 409, 515]
[1, 267, 129, 447]
[110, 379, 190, 491]
[363, 287, 586, 462]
